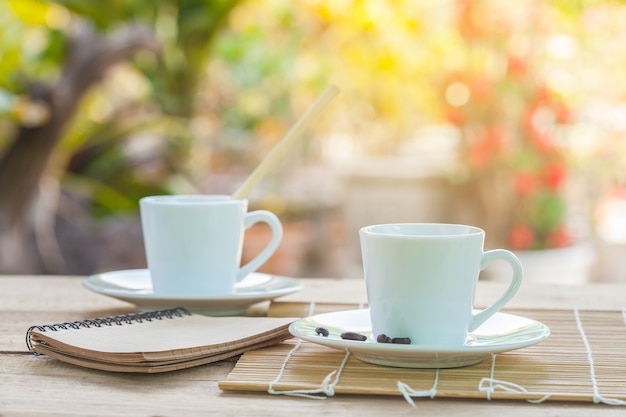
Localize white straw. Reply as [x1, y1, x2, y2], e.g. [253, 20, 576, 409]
[231, 84, 340, 200]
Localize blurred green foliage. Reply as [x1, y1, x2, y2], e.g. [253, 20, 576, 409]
[0, 0, 240, 217]
[2, 0, 626, 230]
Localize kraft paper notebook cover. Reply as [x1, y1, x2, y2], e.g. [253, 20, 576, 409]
[26, 307, 294, 373]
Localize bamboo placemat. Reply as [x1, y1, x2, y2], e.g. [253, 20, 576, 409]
[219, 302, 626, 405]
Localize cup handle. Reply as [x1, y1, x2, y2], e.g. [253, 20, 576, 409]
[469, 249, 523, 332]
[237, 210, 283, 282]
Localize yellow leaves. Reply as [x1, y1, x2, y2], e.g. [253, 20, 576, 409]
[240, 92, 271, 119]
[44, 3, 71, 30]
[228, 2, 258, 34]
[254, 116, 287, 145]
[6, 0, 50, 26]
[5, 0, 69, 30]
[11, 96, 50, 127]
[376, 53, 397, 73]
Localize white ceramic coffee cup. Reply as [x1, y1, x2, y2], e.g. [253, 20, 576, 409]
[360, 223, 523, 347]
[140, 195, 283, 296]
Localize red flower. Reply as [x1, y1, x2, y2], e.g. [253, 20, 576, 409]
[608, 186, 626, 199]
[484, 125, 506, 151]
[546, 227, 571, 248]
[554, 102, 573, 124]
[466, 139, 493, 169]
[468, 75, 492, 102]
[528, 129, 557, 154]
[448, 2, 574, 251]
[456, 0, 484, 39]
[508, 224, 535, 250]
[535, 83, 552, 104]
[543, 163, 567, 191]
[444, 107, 464, 125]
[514, 171, 536, 196]
[466, 126, 506, 169]
[507, 55, 528, 80]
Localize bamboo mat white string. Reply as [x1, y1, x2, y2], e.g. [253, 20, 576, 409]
[478, 353, 552, 403]
[574, 307, 626, 406]
[221, 306, 626, 406]
[397, 369, 439, 407]
[267, 302, 352, 399]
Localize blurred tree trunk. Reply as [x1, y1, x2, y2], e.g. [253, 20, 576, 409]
[154, 0, 239, 117]
[146, 0, 240, 173]
[0, 24, 160, 273]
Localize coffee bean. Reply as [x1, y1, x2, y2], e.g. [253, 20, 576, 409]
[376, 334, 392, 343]
[391, 337, 412, 344]
[315, 327, 329, 337]
[340, 331, 367, 341]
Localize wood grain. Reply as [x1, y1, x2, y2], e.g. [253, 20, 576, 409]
[3, 275, 626, 416]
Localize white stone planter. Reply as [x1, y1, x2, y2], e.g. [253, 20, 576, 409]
[482, 244, 596, 285]
[339, 156, 457, 269]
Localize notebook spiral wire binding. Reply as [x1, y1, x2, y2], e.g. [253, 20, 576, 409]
[26, 307, 191, 353]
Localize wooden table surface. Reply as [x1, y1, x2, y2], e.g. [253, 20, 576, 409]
[2, 274, 626, 416]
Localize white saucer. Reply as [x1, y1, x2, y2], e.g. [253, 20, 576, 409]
[83, 269, 303, 316]
[289, 309, 550, 368]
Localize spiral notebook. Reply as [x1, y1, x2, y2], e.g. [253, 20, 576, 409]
[26, 307, 294, 373]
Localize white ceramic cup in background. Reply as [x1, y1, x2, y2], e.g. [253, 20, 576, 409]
[140, 195, 283, 296]
[360, 223, 523, 347]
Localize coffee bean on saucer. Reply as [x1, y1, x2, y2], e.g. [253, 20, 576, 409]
[391, 337, 411, 345]
[315, 327, 329, 337]
[376, 334, 392, 343]
[340, 331, 367, 341]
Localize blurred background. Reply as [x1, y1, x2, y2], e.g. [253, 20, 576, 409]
[2, 0, 626, 284]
